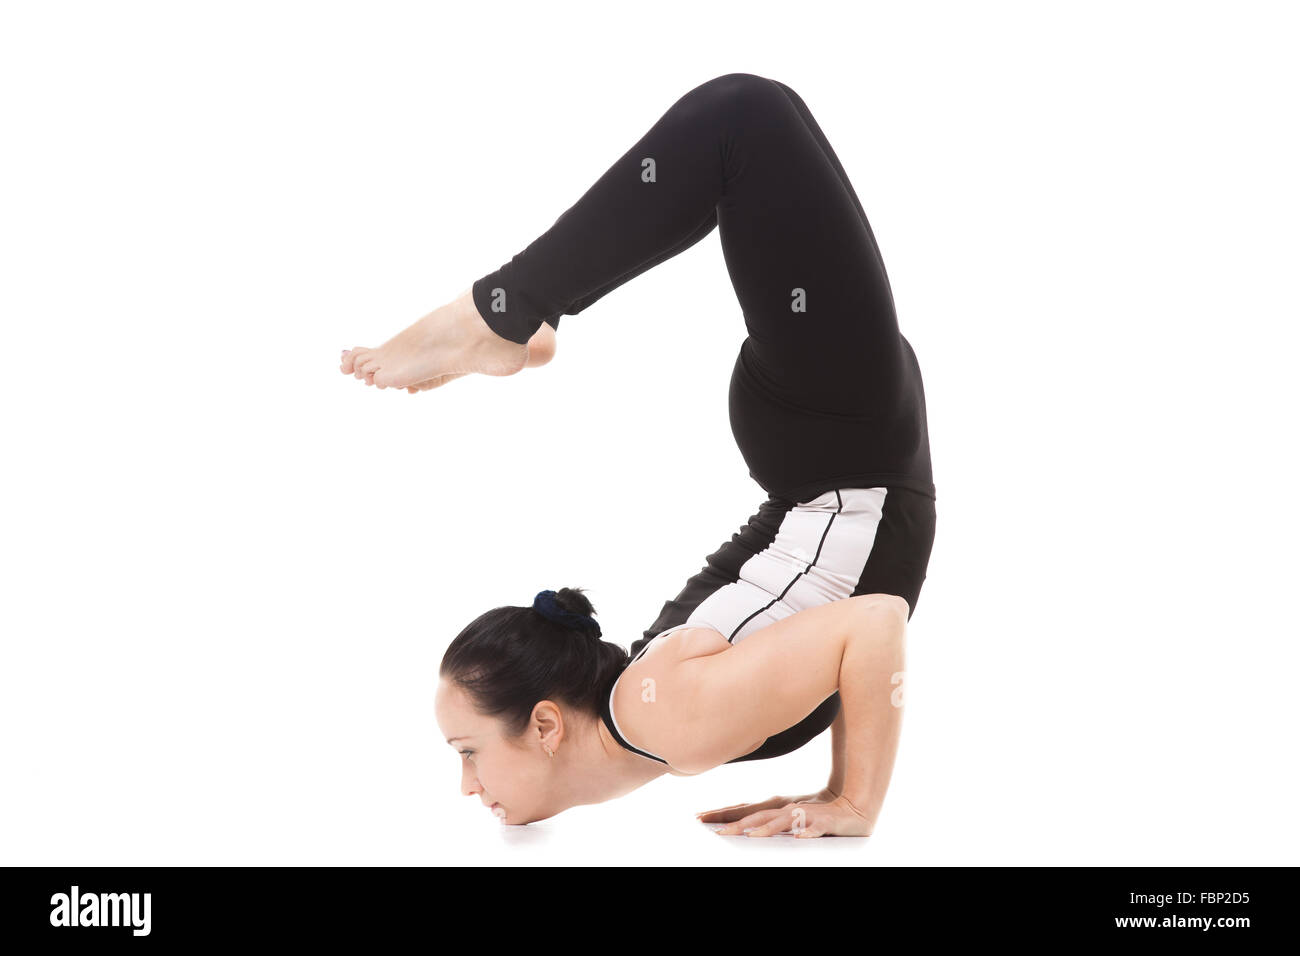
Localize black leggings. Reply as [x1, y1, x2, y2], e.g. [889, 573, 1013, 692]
[472, 72, 935, 504]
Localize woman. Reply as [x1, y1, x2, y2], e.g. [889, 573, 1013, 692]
[343, 73, 937, 836]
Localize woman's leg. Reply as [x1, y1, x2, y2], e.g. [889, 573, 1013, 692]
[766, 79, 891, 292]
[517, 77, 888, 332]
[470, 71, 901, 378]
[345, 72, 903, 405]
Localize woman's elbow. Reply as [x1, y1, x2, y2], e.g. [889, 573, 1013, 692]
[854, 593, 910, 626]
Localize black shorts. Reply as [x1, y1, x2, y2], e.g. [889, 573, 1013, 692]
[633, 484, 937, 763]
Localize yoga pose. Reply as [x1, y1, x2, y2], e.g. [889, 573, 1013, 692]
[341, 73, 936, 836]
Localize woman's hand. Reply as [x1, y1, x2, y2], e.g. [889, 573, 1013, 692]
[696, 787, 839, 828]
[696, 787, 839, 824]
[698, 791, 873, 838]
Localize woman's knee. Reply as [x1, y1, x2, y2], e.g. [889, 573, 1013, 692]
[689, 72, 791, 116]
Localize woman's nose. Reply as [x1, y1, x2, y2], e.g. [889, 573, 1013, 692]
[460, 762, 479, 796]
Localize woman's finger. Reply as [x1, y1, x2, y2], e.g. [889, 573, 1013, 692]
[696, 790, 785, 822]
[788, 805, 824, 837]
[744, 810, 796, 838]
[696, 806, 750, 822]
[696, 796, 785, 822]
[714, 808, 786, 835]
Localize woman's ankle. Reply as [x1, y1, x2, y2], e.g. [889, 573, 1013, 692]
[453, 286, 530, 376]
[523, 322, 557, 368]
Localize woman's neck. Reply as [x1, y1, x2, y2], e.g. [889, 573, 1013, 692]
[552, 715, 670, 810]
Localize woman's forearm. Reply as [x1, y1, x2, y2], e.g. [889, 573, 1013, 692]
[835, 600, 908, 826]
[826, 707, 847, 794]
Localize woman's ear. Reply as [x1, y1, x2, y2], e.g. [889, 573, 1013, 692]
[530, 699, 566, 752]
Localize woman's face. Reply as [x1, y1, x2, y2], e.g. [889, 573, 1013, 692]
[435, 677, 554, 825]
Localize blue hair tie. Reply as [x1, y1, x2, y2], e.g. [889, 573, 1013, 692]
[533, 590, 602, 638]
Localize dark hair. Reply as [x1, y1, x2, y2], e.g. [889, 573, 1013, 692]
[440, 587, 629, 739]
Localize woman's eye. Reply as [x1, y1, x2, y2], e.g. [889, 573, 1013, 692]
[459, 751, 474, 760]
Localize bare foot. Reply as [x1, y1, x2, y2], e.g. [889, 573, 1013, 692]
[344, 312, 559, 393]
[340, 289, 529, 389]
[400, 321, 557, 393]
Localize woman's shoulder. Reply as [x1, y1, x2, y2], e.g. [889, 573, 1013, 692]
[612, 624, 735, 773]
[632, 623, 730, 665]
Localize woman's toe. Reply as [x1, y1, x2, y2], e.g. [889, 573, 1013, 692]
[346, 347, 371, 373]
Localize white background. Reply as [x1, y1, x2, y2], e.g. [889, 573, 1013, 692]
[2, 0, 1297, 866]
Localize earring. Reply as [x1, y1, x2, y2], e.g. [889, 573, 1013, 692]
[544, 745, 555, 757]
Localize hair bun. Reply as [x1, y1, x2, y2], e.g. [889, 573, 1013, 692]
[532, 588, 602, 638]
